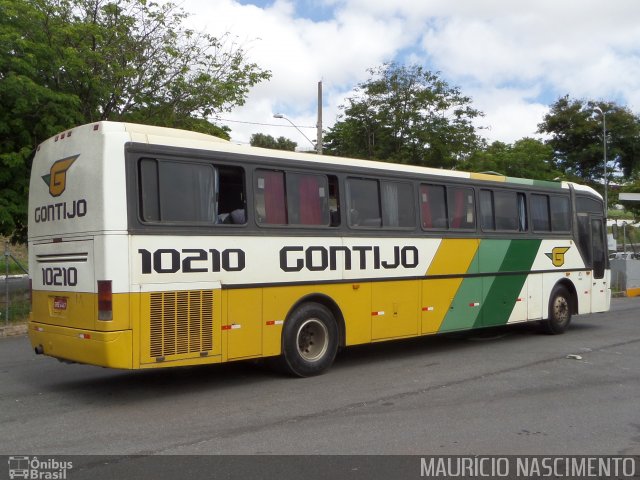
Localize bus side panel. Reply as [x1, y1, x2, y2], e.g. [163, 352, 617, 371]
[530, 239, 590, 317]
[138, 286, 222, 367]
[526, 274, 543, 320]
[421, 278, 465, 334]
[423, 238, 479, 334]
[591, 269, 610, 313]
[437, 242, 481, 333]
[371, 280, 419, 340]
[262, 283, 373, 352]
[479, 239, 540, 328]
[506, 280, 529, 324]
[226, 288, 263, 360]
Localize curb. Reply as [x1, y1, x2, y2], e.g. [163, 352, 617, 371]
[0, 323, 28, 338]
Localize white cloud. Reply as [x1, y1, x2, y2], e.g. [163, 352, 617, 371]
[176, 0, 640, 148]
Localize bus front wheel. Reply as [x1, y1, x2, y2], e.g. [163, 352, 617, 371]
[278, 302, 339, 377]
[543, 285, 572, 334]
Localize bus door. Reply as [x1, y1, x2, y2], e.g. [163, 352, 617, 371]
[577, 211, 607, 313]
[590, 216, 608, 312]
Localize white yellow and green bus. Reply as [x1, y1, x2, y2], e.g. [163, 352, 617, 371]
[28, 122, 610, 376]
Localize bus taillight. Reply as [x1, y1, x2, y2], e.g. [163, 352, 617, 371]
[97, 280, 113, 321]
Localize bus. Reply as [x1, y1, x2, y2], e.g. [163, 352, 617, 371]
[28, 122, 610, 376]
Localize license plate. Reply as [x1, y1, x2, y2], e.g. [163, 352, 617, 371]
[53, 297, 67, 310]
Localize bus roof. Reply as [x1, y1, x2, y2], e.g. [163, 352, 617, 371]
[46, 121, 601, 197]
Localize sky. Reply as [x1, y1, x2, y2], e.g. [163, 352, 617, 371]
[178, 0, 640, 149]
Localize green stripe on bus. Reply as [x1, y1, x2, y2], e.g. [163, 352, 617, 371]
[437, 239, 512, 332]
[477, 239, 542, 327]
[505, 177, 563, 189]
[505, 177, 534, 186]
[472, 239, 513, 328]
[531, 179, 563, 189]
[438, 239, 543, 332]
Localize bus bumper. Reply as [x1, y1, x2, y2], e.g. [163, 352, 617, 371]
[28, 322, 133, 369]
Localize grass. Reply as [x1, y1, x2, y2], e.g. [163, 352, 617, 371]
[1, 236, 28, 275]
[1, 237, 29, 324]
[0, 298, 30, 325]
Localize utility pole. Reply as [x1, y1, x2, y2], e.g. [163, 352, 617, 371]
[594, 106, 607, 216]
[317, 81, 323, 155]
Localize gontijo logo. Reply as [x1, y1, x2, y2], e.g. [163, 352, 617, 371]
[41, 155, 79, 197]
[545, 246, 570, 267]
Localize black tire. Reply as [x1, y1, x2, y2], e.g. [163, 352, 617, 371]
[276, 302, 339, 377]
[542, 285, 572, 334]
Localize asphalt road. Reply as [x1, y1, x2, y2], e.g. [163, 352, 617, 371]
[1, 297, 639, 457]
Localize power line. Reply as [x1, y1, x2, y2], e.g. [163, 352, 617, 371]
[212, 116, 316, 129]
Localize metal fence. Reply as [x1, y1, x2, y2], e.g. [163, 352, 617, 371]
[2, 241, 29, 325]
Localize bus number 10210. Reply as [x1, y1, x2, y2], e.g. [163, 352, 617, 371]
[42, 267, 78, 286]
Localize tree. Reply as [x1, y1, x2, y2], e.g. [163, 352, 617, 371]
[538, 96, 640, 188]
[460, 138, 561, 181]
[0, 0, 271, 241]
[250, 133, 297, 151]
[323, 63, 483, 168]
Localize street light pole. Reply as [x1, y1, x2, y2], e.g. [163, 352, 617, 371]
[317, 81, 323, 155]
[594, 106, 608, 217]
[273, 114, 316, 152]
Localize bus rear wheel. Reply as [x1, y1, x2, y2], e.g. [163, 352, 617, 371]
[277, 302, 339, 377]
[542, 285, 572, 334]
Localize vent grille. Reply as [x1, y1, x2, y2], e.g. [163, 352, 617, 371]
[150, 290, 213, 358]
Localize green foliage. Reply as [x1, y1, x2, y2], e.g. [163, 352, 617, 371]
[250, 133, 297, 151]
[460, 138, 561, 180]
[0, 0, 271, 241]
[619, 178, 640, 218]
[323, 63, 483, 168]
[538, 96, 640, 186]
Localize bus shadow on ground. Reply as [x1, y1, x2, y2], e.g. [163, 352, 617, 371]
[47, 320, 601, 404]
[333, 320, 601, 370]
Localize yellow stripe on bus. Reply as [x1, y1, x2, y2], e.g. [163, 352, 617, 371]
[469, 172, 507, 182]
[421, 239, 479, 333]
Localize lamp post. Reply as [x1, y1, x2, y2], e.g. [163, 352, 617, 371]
[273, 114, 316, 152]
[593, 106, 608, 216]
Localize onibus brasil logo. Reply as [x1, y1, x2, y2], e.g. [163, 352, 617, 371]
[545, 246, 570, 267]
[8, 456, 73, 479]
[41, 155, 79, 197]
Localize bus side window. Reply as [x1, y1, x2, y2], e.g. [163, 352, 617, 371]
[255, 169, 287, 225]
[447, 186, 475, 230]
[550, 195, 570, 231]
[328, 176, 340, 227]
[217, 165, 246, 225]
[531, 194, 551, 232]
[347, 178, 381, 227]
[420, 184, 447, 230]
[479, 189, 495, 231]
[381, 181, 415, 228]
[138, 158, 216, 223]
[517, 193, 527, 232]
[286, 173, 331, 226]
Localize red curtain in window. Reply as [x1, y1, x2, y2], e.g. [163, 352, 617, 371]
[263, 171, 286, 224]
[452, 189, 464, 228]
[298, 176, 322, 225]
[420, 185, 432, 228]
